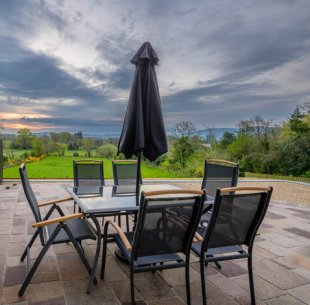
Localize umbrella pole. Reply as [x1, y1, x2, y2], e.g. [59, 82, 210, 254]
[136, 150, 141, 195]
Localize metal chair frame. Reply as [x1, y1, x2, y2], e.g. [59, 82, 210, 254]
[201, 159, 239, 192]
[73, 159, 104, 211]
[192, 186, 273, 305]
[18, 163, 97, 296]
[112, 160, 142, 231]
[201, 159, 239, 221]
[101, 189, 206, 305]
[112, 160, 142, 196]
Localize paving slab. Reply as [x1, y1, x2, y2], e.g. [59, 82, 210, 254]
[288, 283, 310, 305]
[63, 279, 119, 305]
[251, 258, 310, 290]
[207, 274, 246, 297]
[232, 274, 285, 301]
[1, 182, 310, 305]
[265, 294, 307, 305]
[175, 281, 239, 305]
[292, 267, 310, 280]
[284, 228, 310, 239]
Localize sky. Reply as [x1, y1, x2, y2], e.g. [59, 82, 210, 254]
[0, 0, 310, 135]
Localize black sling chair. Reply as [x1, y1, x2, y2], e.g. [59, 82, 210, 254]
[73, 159, 105, 212]
[18, 163, 97, 296]
[101, 189, 206, 305]
[201, 159, 239, 222]
[192, 186, 273, 305]
[111, 160, 142, 231]
[200, 159, 239, 269]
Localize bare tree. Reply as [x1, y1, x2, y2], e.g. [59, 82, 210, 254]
[170, 121, 197, 138]
[236, 115, 274, 151]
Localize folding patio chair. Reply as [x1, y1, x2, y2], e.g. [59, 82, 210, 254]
[200, 159, 239, 224]
[101, 189, 206, 305]
[18, 163, 97, 296]
[73, 159, 104, 212]
[192, 186, 273, 305]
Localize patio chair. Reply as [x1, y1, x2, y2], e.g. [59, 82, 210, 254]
[192, 186, 273, 305]
[112, 160, 142, 230]
[200, 159, 239, 224]
[112, 160, 142, 195]
[18, 163, 97, 296]
[101, 189, 206, 305]
[73, 159, 104, 212]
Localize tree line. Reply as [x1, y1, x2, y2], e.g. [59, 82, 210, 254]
[1, 104, 309, 177]
[161, 104, 310, 177]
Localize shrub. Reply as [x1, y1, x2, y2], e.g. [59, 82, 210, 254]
[96, 144, 117, 159]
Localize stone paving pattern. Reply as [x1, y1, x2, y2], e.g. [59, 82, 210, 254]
[0, 182, 310, 305]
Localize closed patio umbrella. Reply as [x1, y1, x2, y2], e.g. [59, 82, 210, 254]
[118, 42, 168, 191]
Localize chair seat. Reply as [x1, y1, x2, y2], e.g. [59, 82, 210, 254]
[200, 211, 212, 223]
[191, 226, 245, 257]
[47, 218, 96, 244]
[113, 232, 183, 266]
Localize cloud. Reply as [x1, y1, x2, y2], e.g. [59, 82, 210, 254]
[0, 0, 310, 133]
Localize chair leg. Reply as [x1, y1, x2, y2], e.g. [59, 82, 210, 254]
[101, 236, 108, 279]
[200, 258, 207, 305]
[130, 266, 136, 305]
[248, 254, 256, 305]
[21, 229, 39, 262]
[126, 214, 130, 232]
[214, 260, 222, 269]
[19, 226, 62, 296]
[185, 264, 191, 305]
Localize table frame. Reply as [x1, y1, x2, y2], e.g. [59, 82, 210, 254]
[67, 184, 180, 293]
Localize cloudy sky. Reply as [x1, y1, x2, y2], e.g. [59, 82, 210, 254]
[0, 0, 310, 134]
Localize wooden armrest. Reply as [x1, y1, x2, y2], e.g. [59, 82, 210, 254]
[207, 159, 238, 166]
[220, 186, 272, 193]
[193, 232, 204, 243]
[38, 196, 73, 207]
[32, 213, 83, 228]
[105, 220, 132, 251]
[112, 160, 137, 164]
[145, 189, 205, 197]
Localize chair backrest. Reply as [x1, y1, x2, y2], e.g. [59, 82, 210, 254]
[132, 190, 206, 260]
[73, 160, 104, 187]
[201, 159, 239, 197]
[204, 186, 273, 250]
[112, 160, 142, 195]
[19, 163, 45, 244]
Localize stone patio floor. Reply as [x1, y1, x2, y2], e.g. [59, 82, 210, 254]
[0, 181, 310, 305]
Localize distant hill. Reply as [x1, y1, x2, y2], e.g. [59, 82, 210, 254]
[196, 128, 235, 140]
[2, 128, 235, 140]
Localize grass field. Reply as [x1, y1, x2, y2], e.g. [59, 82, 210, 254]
[3, 149, 31, 158]
[3, 156, 182, 179]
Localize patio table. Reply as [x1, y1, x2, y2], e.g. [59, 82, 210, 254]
[67, 184, 180, 293]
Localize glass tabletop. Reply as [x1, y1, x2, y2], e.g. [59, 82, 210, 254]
[67, 184, 180, 215]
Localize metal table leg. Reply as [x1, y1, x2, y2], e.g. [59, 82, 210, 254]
[86, 215, 101, 294]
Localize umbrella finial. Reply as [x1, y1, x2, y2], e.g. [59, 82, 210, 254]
[130, 42, 159, 65]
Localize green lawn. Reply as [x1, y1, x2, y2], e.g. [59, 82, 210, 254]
[3, 149, 31, 158]
[3, 156, 182, 179]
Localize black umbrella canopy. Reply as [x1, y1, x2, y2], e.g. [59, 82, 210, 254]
[118, 42, 168, 162]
